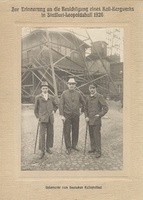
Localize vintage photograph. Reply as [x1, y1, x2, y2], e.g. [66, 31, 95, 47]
[21, 27, 123, 171]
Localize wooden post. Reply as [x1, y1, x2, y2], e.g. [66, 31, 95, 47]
[46, 30, 58, 97]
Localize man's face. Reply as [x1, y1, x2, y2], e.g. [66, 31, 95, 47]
[41, 86, 48, 94]
[89, 87, 96, 94]
[67, 83, 76, 90]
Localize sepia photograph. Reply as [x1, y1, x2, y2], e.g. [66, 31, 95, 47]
[2, 0, 143, 199]
[21, 27, 123, 171]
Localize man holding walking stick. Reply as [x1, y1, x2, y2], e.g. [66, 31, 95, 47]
[59, 78, 85, 155]
[34, 81, 58, 159]
[85, 83, 108, 158]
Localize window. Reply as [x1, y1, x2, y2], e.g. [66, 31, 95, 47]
[117, 84, 123, 93]
[61, 46, 66, 55]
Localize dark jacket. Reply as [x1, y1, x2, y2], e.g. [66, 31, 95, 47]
[60, 89, 85, 116]
[34, 94, 58, 123]
[85, 93, 108, 125]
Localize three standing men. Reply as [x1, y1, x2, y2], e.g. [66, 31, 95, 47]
[34, 81, 58, 159]
[85, 83, 108, 158]
[34, 79, 108, 158]
[59, 78, 85, 155]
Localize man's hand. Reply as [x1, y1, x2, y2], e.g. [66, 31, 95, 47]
[61, 115, 66, 122]
[36, 115, 39, 119]
[95, 114, 100, 121]
[85, 117, 89, 122]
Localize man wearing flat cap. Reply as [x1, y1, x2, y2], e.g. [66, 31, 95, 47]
[60, 78, 85, 155]
[34, 81, 58, 159]
[85, 83, 108, 158]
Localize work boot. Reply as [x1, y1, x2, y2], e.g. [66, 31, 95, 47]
[72, 146, 79, 151]
[46, 148, 52, 154]
[39, 151, 45, 159]
[66, 148, 71, 155]
[88, 150, 96, 153]
[95, 152, 101, 158]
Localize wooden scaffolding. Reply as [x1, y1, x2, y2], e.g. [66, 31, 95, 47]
[21, 28, 122, 103]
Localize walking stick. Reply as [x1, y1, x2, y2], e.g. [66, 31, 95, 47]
[34, 121, 40, 154]
[84, 122, 88, 155]
[61, 120, 64, 154]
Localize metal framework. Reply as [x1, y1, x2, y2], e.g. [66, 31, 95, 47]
[106, 28, 121, 56]
[22, 28, 122, 102]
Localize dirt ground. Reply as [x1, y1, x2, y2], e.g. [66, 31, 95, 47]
[21, 100, 123, 171]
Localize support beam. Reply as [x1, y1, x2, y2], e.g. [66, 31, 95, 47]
[54, 66, 87, 82]
[77, 74, 108, 89]
[22, 71, 31, 83]
[72, 30, 91, 81]
[46, 30, 58, 96]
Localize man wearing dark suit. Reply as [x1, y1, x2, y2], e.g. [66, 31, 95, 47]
[34, 81, 58, 159]
[85, 83, 108, 158]
[60, 78, 85, 155]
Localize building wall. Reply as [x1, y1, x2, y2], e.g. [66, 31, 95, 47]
[87, 59, 110, 74]
[110, 62, 123, 81]
[91, 41, 107, 57]
[108, 62, 123, 99]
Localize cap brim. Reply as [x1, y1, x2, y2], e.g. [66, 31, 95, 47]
[89, 86, 95, 88]
[41, 85, 48, 87]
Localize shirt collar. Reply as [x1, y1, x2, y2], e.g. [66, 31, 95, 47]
[41, 93, 50, 99]
[68, 89, 75, 93]
[90, 92, 97, 97]
[42, 92, 48, 96]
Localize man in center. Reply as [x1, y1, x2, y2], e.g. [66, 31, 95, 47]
[60, 78, 85, 155]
